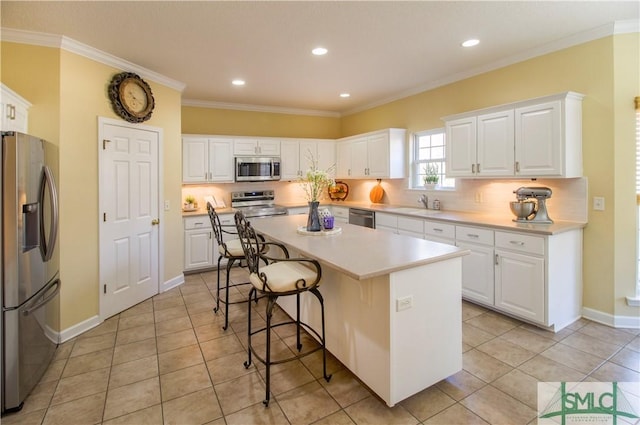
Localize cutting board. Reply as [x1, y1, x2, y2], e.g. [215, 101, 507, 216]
[369, 183, 384, 203]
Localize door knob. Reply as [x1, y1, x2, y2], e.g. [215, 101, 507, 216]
[151, 219, 160, 225]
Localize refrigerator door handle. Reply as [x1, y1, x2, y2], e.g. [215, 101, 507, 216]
[22, 278, 61, 316]
[39, 165, 59, 262]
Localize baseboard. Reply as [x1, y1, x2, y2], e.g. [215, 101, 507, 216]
[58, 275, 184, 343]
[162, 273, 184, 292]
[581, 307, 640, 329]
[59, 314, 101, 343]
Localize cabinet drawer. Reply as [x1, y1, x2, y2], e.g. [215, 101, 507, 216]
[456, 225, 494, 245]
[495, 231, 544, 255]
[217, 214, 234, 227]
[332, 206, 349, 219]
[425, 221, 455, 240]
[397, 217, 424, 233]
[376, 213, 397, 228]
[184, 216, 211, 230]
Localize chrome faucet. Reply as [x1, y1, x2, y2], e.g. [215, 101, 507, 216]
[418, 194, 429, 209]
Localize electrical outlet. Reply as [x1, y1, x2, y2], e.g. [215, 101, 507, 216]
[396, 295, 413, 312]
[474, 192, 483, 203]
[593, 197, 605, 211]
[164, 200, 170, 211]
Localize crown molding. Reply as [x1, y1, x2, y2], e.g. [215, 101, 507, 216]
[342, 19, 639, 116]
[181, 99, 340, 118]
[1, 28, 186, 92]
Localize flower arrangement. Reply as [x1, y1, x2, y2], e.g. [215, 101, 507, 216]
[299, 150, 335, 202]
[423, 163, 440, 185]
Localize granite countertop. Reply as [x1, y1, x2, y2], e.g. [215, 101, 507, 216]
[182, 201, 586, 236]
[250, 215, 468, 280]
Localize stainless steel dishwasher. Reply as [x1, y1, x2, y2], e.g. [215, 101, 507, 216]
[348, 208, 375, 228]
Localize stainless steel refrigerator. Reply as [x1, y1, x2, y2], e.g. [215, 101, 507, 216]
[1, 131, 60, 414]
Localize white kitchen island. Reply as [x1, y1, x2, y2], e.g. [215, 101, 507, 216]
[250, 215, 469, 407]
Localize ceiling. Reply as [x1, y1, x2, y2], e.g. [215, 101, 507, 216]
[1, 1, 638, 115]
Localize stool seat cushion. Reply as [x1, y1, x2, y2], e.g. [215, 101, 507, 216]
[250, 261, 319, 293]
[220, 238, 244, 257]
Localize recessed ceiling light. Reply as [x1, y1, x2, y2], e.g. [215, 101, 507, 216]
[340, 93, 350, 98]
[312, 47, 328, 56]
[462, 39, 480, 47]
[232, 79, 245, 86]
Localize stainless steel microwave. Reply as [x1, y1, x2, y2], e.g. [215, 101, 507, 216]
[235, 157, 281, 182]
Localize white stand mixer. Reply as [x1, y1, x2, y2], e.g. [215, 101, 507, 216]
[510, 186, 553, 224]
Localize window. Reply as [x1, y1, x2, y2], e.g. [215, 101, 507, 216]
[412, 129, 455, 189]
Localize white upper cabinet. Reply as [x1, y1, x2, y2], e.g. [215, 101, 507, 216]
[182, 136, 234, 183]
[444, 92, 583, 178]
[281, 139, 336, 180]
[336, 128, 406, 179]
[233, 138, 280, 156]
[1, 84, 31, 133]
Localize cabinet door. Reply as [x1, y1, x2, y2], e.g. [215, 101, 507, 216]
[367, 134, 390, 178]
[515, 101, 562, 176]
[184, 228, 214, 271]
[445, 117, 477, 177]
[456, 241, 494, 305]
[299, 140, 318, 174]
[477, 110, 514, 176]
[281, 140, 301, 180]
[182, 138, 209, 182]
[258, 139, 281, 156]
[495, 249, 545, 323]
[316, 140, 336, 178]
[208, 139, 234, 182]
[351, 138, 368, 177]
[336, 141, 352, 178]
[233, 139, 259, 155]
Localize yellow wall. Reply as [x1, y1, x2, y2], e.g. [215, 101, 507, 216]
[2, 41, 184, 330]
[613, 33, 640, 318]
[339, 35, 638, 318]
[182, 106, 341, 139]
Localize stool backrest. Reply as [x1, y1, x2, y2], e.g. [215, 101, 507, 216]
[207, 202, 238, 258]
[234, 211, 264, 278]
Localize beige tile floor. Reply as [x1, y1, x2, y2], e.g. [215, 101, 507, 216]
[3, 268, 639, 425]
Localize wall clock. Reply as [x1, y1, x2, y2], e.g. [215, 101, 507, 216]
[108, 72, 155, 123]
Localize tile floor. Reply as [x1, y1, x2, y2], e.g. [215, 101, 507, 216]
[2, 268, 639, 425]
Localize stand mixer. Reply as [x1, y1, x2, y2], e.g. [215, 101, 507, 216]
[510, 186, 553, 224]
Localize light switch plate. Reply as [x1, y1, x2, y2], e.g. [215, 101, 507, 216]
[593, 197, 605, 211]
[164, 200, 170, 211]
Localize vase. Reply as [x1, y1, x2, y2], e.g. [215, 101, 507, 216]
[306, 201, 322, 232]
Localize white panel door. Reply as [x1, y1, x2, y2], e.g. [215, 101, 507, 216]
[100, 120, 160, 319]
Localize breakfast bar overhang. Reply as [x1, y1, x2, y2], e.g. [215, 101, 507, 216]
[250, 215, 469, 407]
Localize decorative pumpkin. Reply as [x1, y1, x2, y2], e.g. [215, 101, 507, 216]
[369, 181, 384, 203]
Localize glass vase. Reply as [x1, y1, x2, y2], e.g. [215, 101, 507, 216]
[306, 201, 322, 232]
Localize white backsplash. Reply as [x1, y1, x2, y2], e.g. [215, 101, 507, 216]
[182, 176, 588, 223]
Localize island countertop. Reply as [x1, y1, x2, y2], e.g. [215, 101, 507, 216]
[250, 215, 468, 280]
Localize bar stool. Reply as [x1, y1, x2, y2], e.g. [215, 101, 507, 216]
[234, 211, 332, 406]
[207, 203, 253, 330]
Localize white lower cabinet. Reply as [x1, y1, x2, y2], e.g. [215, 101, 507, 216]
[456, 226, 495, 305]
[375, 213, 398, 234]
[184, 216, 215, 271]
[183, 213, 234, 272]
[495, 249, 545, 323]
[331, 206, 349, 224]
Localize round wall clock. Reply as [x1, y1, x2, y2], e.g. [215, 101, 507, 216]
[108, 72, 155, 123]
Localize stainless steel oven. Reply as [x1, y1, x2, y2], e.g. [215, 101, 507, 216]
[235, 157, 281, 182]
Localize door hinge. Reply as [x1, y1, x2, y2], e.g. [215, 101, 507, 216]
[103, 212, 107, 222]
[103, 139, 111, 150]
[103, 284, 107, 294]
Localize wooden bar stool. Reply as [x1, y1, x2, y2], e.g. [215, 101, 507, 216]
[234, 211, 332, 406]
